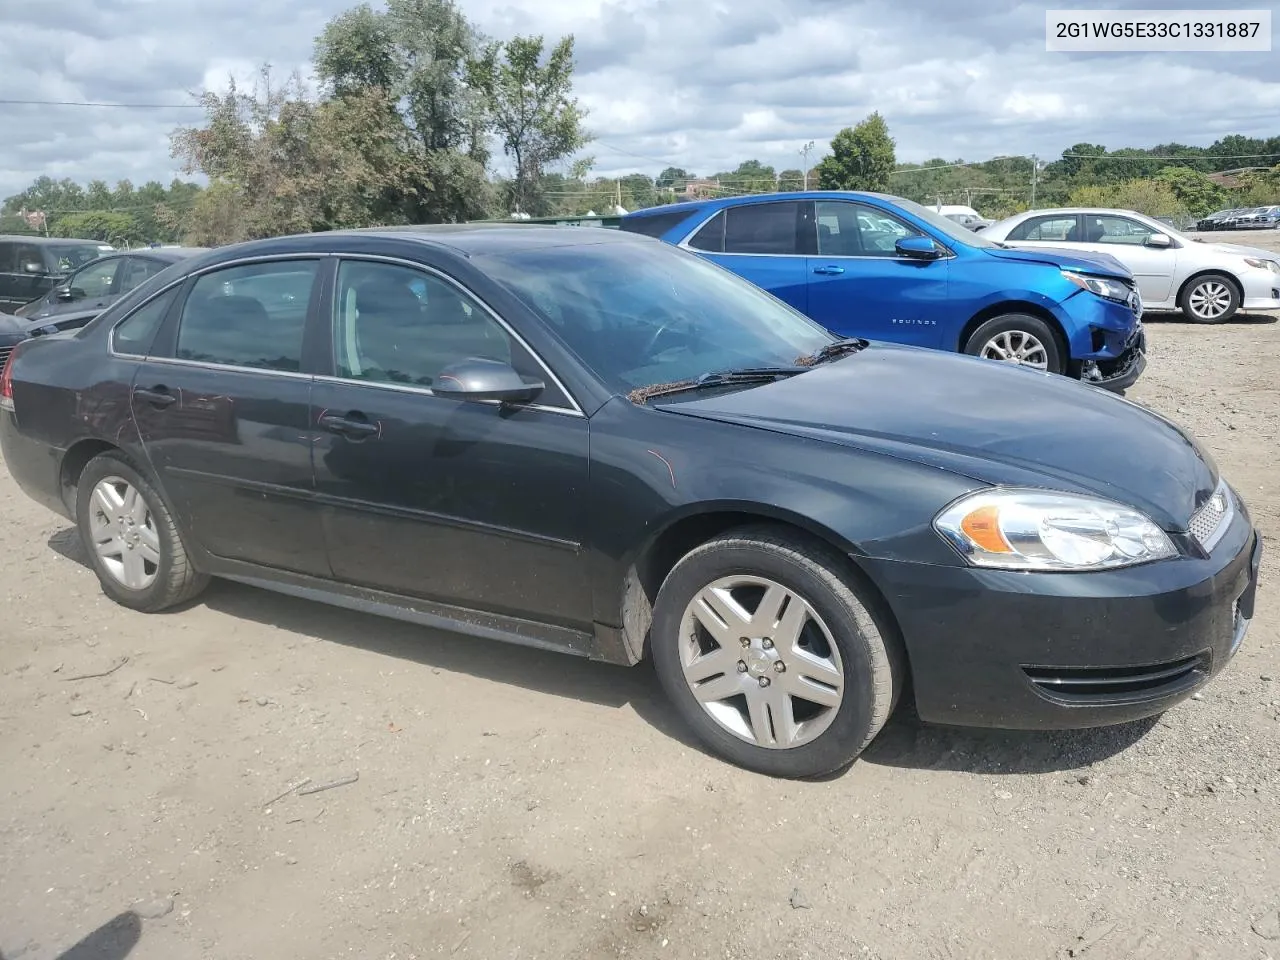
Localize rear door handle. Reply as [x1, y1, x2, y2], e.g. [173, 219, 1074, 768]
[813, 265, 845, 275]
[133, 386, 176, 408]
[319, 412, 379, 439]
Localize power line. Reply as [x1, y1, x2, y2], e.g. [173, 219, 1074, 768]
[0, 99, 203, 109]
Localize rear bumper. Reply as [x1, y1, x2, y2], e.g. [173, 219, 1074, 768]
[864, 499, 1261, 730]
[0, 410, 72, 519]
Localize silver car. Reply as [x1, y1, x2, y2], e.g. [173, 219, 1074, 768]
[983, 208, 1280, 323]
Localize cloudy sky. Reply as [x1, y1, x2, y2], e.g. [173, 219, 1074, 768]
[2, 0, 1278, 200]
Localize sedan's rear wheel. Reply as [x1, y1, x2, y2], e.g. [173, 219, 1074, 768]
[75, 451, 209, 612]
[1180, 274, 1239, 323]
[650, 526, 902, 778]
[963, 314, 1064, 375]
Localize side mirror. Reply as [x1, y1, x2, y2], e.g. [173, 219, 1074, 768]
[21, 261, 44, 274]
[432, 357, 544, 405]
[55, 286, 75, 301]
[1145, 233, 1172, 248]
[896, 236, 945, 260]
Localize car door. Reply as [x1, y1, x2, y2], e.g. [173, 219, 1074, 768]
[310, 256, 593, 628]
[681, 200, 811, 314]
[1068, 214, 1178, 304]
[804, 199, 950, 346]
[128, 256, 330, 577]
[38, 256, 123, 319]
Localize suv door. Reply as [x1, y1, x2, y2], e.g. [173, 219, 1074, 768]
[1069, 214, 1178, 303]
[681, 200, 811, 313]
[805, 200, 950, 346]
[37, 256, 123, 319]
[128, 257, 330, 576]
[310, 257, 592, 629]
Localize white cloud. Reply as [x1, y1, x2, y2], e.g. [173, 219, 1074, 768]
[0, 0, 1277, 199]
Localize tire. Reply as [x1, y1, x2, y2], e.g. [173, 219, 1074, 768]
[75, 450, 209, 612]
[1180, 273, 1240, 324]
[650, 525, 903, 778]
[962, 313, 1064, 375]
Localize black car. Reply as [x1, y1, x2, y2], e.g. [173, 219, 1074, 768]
[0, 226, 1261, 777]
[0, 235, 114, 313]
[12, 246, 205, 320]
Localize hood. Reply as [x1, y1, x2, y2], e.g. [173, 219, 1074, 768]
[656, 344, 1215, 530]
[981, 244, 1132, 279]
[0, 311, 25, 338]
[1187, 238, 1280, 260]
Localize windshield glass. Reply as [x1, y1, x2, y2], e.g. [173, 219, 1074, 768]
[887, 196, 1002, 248]
[482, 240, 835, 392]
[49, 243, 113, 272]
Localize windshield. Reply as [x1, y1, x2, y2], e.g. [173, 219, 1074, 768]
[481, 240, 836, 392]
[887, 196, 1002, 248]
[49, 243, 113, 272]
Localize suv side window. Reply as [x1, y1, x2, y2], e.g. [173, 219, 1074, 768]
[0, 241, 17, 272]
[815, 201, 921, 257]
[723, 201, 804, 255]
[1007, 215, 1078, 242]
[16, 244, 47, 274]
[332, 260, 569, 406]
[688, 211, 726, 252]
[175, 260, 318, 372]
[112, 288, 179, 356]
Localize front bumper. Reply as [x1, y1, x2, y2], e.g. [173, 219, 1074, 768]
[1240, 268, 1280, 311]
[863, 500, 1262, 730]
[1080, 327, 1146, 392]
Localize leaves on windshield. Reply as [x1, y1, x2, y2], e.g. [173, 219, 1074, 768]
[628, 379, 697, 404]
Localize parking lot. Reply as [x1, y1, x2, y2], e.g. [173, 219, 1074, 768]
[1, 234, 1277, 960]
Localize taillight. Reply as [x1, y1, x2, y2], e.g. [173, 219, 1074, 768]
[0, 340, 25, 410]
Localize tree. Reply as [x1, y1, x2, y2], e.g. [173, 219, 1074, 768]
[777, 168, 804, 190]
[1153, 166, 1227, 217]
[815, 112, 895, 192]
[1067, 179, 1185, 218]
[468, 34, 590, 214]
[656, 166, 691, 189]
[53, 210, 145, 245]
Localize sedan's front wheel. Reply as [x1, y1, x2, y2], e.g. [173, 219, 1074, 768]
[651, 526, 903, 778]
[1180, 274, 1240, 323]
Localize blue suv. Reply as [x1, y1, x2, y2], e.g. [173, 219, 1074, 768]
[620, 191, 1146, 390]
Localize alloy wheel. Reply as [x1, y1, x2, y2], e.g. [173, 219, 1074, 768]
[88, 476, 161, 589]
[1187, 281, 1233, 320]
[979, 330, 1049, 369]
[678, 575, 845, 749]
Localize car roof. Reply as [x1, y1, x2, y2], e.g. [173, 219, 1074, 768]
[139, 247, 209, 262]
[0, 235, 112, 245]
[621, 190, 911, 219]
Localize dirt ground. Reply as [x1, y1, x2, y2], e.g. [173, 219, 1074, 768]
[2, 243, 1278, 959]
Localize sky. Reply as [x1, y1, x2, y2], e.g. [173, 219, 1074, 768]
[2, 0, 1279, 201]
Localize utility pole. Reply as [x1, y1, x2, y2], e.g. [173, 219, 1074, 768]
[1030, 154, 1039, 208]
[800, 141, 815, 189]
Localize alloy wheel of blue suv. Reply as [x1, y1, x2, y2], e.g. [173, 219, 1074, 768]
[620, 191, 1147, 392]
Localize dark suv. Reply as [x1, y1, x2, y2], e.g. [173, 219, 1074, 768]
[13, 247, 205, 321]
[0, 236, 114, 313]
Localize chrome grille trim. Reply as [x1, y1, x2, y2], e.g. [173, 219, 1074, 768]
[1189, 479, 1233, 553]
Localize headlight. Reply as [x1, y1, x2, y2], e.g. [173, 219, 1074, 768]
[1061, 270, 1131, 302]
[934, 488, 1177, 571]
[1243, 257, 1280, 273]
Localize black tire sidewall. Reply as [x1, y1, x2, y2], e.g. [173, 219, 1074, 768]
[1181, 274, 1240, 323]
[75, 452, 180, 610]
[650, 535, 889, 778]
[963, 313, 1064, 375]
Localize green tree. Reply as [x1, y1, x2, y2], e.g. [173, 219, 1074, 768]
[777, 168, 804, 190]
[815, 112, 895, 192]
[656, 166, 691, 189]
[468, 35, 590, 214]
[1153, 166, 1227, 217]
[52, 210, 145, 245]
[1068, 179, 1185, 218]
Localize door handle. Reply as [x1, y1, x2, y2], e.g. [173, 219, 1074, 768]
[318, 412, 379, 439]
[813, 265, 845, 275]
[133, 386, 176, 408]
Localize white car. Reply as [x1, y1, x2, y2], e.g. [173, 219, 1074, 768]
[982, 208, 1280, 323]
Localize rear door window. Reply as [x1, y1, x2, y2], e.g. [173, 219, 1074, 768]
[723, 201, 804, 255]
[1007, 215, 1080, 242]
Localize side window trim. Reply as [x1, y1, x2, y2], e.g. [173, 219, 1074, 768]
[319, 254, 584, 417]
[147, 254, 326, 375]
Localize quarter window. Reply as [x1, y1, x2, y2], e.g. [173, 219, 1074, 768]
[113, 288, 178, 356]
[1007, 216, 1079, 242]
[334, 260, 557, 396]
[175, 260, 317, 371]
[723, 201, 804, 255]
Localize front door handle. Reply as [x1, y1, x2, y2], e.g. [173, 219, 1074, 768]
[813, 265, 845, 275]
[318, 412, 379, 439]
[133, 386, 176, 408]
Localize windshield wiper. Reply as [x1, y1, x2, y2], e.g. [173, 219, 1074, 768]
[628, 366, 805, 404]
[794, 337, 869, 367]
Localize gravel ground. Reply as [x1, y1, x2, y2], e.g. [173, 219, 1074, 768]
[1, 278, 1277, 959]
